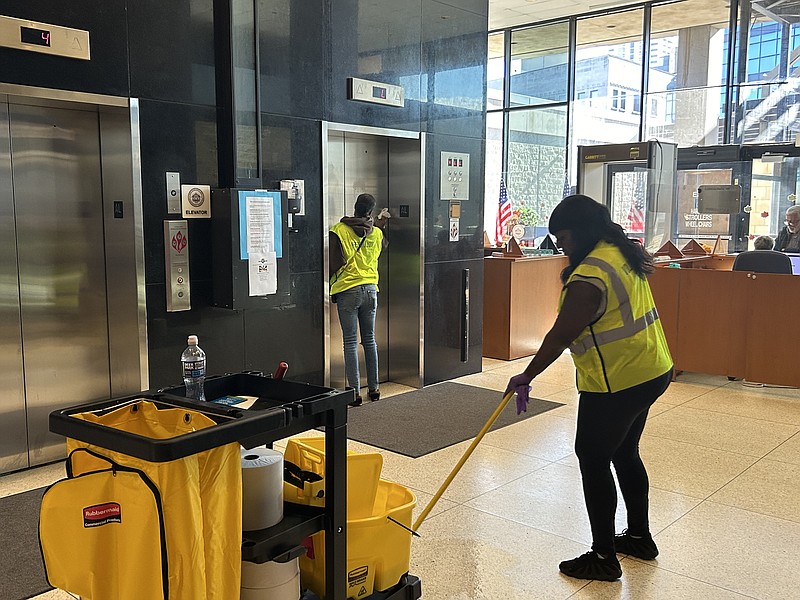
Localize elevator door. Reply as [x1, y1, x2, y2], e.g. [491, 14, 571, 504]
[0, 101, 111, 471]
[326, 129, 423, 390]
[328, 133, 390, 389]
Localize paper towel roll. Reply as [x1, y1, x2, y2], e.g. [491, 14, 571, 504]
[241, 447, 284, 531]
[241, 557, 299, 589]
[240, 573, 300, 600]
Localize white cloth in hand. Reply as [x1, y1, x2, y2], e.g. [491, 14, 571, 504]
[377, 207, 391, 220]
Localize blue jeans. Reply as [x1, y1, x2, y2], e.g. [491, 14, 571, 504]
[335, 284, 379, 393]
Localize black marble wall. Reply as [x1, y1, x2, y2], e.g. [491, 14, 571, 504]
[0, 0, 488, 389]
[423, 1, 489, 382]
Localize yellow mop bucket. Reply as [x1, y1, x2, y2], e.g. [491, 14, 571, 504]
[300, 479, 416, 599]
[282, 437, 415, 598]
[283, 436, 383, 519]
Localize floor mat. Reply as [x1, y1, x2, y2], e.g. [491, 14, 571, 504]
[0, 486, 53, 600]
[343, 382, 564, 457]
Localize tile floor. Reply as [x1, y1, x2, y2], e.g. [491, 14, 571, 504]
[7, 354, 800, 599]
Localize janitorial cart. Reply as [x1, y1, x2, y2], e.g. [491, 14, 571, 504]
[42, 371, 422, 600]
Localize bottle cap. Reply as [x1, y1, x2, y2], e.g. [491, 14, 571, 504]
[187, 335, 199, 345]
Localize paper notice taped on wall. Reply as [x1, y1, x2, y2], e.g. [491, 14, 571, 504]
[248, 251, 277, 296]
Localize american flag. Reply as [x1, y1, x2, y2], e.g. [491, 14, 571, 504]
[496, 178, 512, 244]
[626, 196, 646, 234]
[562, 171, 572, 199]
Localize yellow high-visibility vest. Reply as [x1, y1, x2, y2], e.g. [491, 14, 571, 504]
[561, 241, 672, 392]
[330, 222, 382, 296]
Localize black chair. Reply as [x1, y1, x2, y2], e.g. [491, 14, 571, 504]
[732, 250, 793, 274]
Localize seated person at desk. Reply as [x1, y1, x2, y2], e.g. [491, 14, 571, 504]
[753, 235, 774, 250]
[774, 206, 800, 252]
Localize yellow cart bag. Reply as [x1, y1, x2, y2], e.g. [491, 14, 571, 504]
[64, 400, 242, 600]
[40, 448, 169, 599]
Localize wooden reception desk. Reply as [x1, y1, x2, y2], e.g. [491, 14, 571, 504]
[483, 255, 568, 360]
[484, 252, 800, 387]
[650, 261, 800, 387]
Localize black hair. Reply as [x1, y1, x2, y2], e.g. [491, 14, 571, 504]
[354, 193, 376, 217]
[548, 194, 654, 283]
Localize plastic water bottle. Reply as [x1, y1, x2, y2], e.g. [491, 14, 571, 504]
[181, 335, 206, 401]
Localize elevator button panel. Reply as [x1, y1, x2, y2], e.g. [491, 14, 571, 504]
[440, 152, 470, 201]
[164, 220, 191, 312]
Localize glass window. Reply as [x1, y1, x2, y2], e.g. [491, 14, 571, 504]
[507, 107, 567, 236]
[734, 82, 800, 144]
[648, 0, 730, 94]
[646, 0, 730, 147]
[487, 33, 505, 110]
[731, 4, 800, 143]
[484, 112, 505, 243]
[791, 24, 800, 77]
[509, 22, 569, 107]
[749, 157, 800, 240]
[644, 86, 726, 145]
[233, 0, 258, 180]
[571, 9, 644, 179]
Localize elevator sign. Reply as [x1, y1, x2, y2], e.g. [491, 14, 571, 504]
[181, 185, 211, 219]
[0, 15, 90, 60]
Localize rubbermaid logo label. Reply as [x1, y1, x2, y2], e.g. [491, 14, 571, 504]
[348, 565, 368, 587]
[83, 502, 121, 527]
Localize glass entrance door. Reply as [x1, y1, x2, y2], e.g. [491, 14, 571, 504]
[676, 166, 737, 253]
[607, 163, 648, 243]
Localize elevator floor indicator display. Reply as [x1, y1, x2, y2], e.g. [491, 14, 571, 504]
[0, 15, 90, 60]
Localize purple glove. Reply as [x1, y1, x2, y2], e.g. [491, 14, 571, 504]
[506, 373, 533, 415]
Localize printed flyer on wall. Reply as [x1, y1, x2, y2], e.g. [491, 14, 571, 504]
[238, 190, 282, 296]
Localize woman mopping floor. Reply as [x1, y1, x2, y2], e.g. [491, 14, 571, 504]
[414, 195, 671, 582]
[505, 194, 673, 581]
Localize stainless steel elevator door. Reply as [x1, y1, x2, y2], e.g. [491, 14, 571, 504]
[10, 102, 111, 466]
[0, 102, 27, 473]
[326, 128, 423, 391]
[327, 132, 390, 389]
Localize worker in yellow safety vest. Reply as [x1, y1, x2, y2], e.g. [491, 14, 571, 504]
[506, 194, 673, 582]
[329, 193, 389, 406]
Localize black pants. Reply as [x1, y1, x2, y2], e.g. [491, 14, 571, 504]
[575, 369, 672, 556]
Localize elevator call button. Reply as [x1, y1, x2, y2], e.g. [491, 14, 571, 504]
[440, 152, 470, 201]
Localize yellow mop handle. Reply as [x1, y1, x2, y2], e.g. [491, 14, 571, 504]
[412, 390, 515, 531]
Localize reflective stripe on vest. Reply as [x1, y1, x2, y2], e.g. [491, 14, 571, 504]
[569, 256, 661, 356]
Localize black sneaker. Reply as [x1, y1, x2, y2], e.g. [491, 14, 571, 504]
[559, 551, 622, 581]
[615, 530, 658, 560]
[368, 389, 380, 402]
[350, 395, 363, 407]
